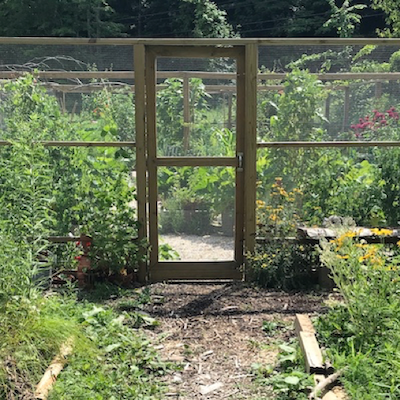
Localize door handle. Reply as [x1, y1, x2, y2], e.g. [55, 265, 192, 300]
[237, 152, 244, 172]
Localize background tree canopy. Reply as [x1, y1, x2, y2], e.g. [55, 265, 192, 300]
[0, 0, 394, 38]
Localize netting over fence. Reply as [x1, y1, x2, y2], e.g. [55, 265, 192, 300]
[1, 39, 400, 267]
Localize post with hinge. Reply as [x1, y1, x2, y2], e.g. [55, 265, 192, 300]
[134, 44, 148, 283]
[244, 43, 258, 254]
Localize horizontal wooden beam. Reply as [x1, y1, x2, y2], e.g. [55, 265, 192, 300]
[256, 236, 400, 245]
[0, 71, 134, 79]
[257, 140, 400, 149]
[1, 37, 400, 46]
[155, 156, 237, 167]
[0, 140, 136, 147]
[259, 72, 400, 81]
[150, 261, 242, 281]
[148, 45, 242, 59]
[2, 70, 400, 82]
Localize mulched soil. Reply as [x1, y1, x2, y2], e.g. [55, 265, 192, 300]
[143, 282, 329, 399]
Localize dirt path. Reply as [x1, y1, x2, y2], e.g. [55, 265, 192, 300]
[144, 283, 327, 399]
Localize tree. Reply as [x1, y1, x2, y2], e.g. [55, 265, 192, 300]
[111, 0, 235, 38]
[0, 0, 125, 37]
[216, 0, 297, 37]
[286, 0, 334, 37]
[323, 0, 367, 38]
[372, 0, 400, 37]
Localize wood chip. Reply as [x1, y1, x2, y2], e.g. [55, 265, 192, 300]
[199, 382, 224, 395]
[220, 306, 239, 312]
[200, 350, 214, 359]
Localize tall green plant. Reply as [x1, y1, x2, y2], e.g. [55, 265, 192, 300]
[0, 74, 144, 276]
[318, 229, 400, 399]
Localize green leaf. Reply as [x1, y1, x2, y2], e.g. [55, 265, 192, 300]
[104, 343, 122, 353]
[284, 375, 300, 385]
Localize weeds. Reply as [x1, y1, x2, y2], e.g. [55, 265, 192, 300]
[253, 342, 313, 400]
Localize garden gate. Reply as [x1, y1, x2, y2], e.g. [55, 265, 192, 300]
[135, 44, 258, 282]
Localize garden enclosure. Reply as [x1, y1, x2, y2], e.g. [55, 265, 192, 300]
[2, 37, 400, 282]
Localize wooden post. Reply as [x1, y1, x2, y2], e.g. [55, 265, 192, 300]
[325, 93, 331, 135]
[244, 44, 258, 253]
[183, 75, 190, 153]
[375, 81, 382, 99]
[145, 47, 159, 271]
[227, 92, 233, 131]
[236, 48, 246, 266]
[342, 86, 350, 132]
[62, 92, 66, 113]
[134, 44, 148, 283]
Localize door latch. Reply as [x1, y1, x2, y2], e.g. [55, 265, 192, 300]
[237, 152, 244, 172]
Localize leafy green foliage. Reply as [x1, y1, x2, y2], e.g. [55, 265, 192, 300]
[49, 302, 172, 399]
[0, 289, 172, 399]
[318, 231, 400, 399]
[0, 0, 125, 38]
[372, 0, 400, 37]
[157, 78, 211, 156]
[253, 342, 313, 400]
[0, 75, 145, 276]
[323, 0, 366, 38]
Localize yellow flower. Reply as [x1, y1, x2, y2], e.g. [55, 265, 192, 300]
[397, 240, 400, 247]
[336, 255, 349, 259]
[269, 214, 278, 221]
[371, 228, 393, 236]
[278, 187, 288, 197]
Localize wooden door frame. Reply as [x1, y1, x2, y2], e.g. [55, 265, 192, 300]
[135, 44, 257, 282]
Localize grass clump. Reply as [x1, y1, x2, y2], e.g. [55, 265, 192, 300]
[0, 288, 174, 399]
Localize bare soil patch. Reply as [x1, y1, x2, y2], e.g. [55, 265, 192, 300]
[144, 283, 328, 399]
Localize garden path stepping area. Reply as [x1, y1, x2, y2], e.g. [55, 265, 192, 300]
[143, 283, 326, 399]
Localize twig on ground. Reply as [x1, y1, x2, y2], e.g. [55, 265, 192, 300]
[309, 369, 346, 400]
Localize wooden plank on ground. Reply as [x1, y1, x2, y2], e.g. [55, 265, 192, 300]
[299, 331, 325, 374]
[295, 314, 316, 336]
[34, 339, 73, 399]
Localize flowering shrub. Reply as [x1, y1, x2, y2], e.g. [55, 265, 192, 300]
[248, 177, 319, 290]
[350, 106, 400, 139]
[318, 229, 400, 398]
[256, 177, 303, 238]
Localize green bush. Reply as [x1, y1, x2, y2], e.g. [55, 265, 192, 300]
[0, 75, 145, 275]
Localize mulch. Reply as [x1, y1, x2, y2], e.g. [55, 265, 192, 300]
[143, 282, 328, 399]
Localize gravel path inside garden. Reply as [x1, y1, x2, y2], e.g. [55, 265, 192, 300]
[160, 234, 234, 261]
[144, 283, 328, 399]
